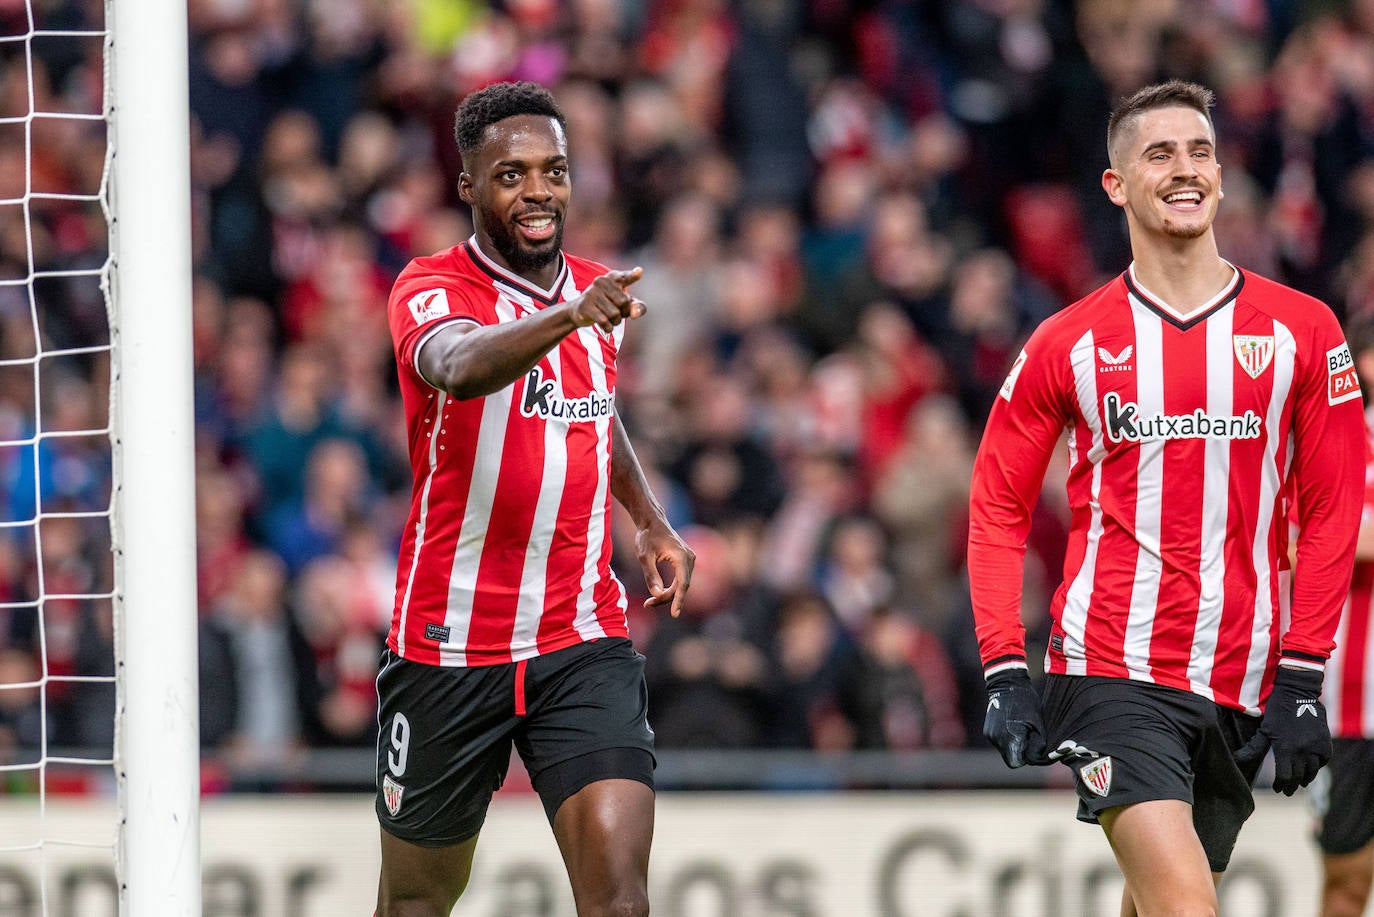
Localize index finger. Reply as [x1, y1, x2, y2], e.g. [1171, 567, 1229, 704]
[604, 266, 643, 289]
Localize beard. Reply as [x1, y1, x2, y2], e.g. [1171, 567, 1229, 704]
[480, 208, 564, 275]
[1161, 218, 1210, 240]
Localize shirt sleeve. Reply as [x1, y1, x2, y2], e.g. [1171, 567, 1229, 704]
[1284, 312, 1365, 671]
[387, 269, 482, 382]
[967, 328, 1072, 676]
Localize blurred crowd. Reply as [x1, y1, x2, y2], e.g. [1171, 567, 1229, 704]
[3, 0, 1374, 783]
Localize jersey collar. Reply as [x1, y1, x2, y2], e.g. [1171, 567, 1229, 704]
[1123, 261, 1243, 331]
[464, 235, 569, 306]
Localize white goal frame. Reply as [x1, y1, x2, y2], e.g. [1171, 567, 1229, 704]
[107, 0, 200, 912]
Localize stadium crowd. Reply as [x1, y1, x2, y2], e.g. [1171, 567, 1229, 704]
[3, 0, 1374, 784]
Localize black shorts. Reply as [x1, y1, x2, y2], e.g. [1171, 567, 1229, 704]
[374, 637, 656, 847]
[1041, 674, 1263, 872]
[1310, 737, 1374, 855]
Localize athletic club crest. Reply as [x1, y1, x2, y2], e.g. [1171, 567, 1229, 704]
[382, 774, 405, 816]
[1233, 335, 1275, 379]
[1078, 756, 1113, 797]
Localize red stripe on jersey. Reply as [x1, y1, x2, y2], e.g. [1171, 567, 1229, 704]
[1151, 321, 1208, 677]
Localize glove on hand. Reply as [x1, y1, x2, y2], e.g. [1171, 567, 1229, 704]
[983, 668, 1050, 768]
[1234, 666, 1331, 796]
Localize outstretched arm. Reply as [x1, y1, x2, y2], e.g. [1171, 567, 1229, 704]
[610, 411, 694, 617]
[419, 268, 645, 399]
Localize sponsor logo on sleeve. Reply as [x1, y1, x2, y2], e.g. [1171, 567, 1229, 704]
[1327, 342, 1361, 405]
[408, 288, 451, 324]
[1078, 756, 1113, 797]
[999, 349, 1029, 402]
[1233, 335, 1274, 379]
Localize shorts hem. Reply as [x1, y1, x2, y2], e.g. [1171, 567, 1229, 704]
[378, 819, 481, 849]
[1075, 789, 1191, 824]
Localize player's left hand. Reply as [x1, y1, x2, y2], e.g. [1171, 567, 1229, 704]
[635, 518, 694, 618]
[1233, 665, 1331, 796]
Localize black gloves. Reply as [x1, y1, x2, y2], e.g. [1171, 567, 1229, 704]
[983, 667, 1051, 768]
[1234, 666, 1332, 796]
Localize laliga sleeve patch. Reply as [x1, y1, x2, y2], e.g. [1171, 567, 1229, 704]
[1327, 342, 1361, 405]
[408, 288, 452, 325]
[999, 349, 1029, 402]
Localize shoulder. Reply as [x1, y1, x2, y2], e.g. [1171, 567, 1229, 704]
[1025, 274, 1128, 353]
[393, 244, 471, 292]
[1236, 268, 1339, 331]
[389, 244, 490, 314]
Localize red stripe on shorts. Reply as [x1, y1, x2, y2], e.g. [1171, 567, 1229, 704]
[514, 659, 528, 716]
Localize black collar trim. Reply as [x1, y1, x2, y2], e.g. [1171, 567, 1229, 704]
[1122, 267, 1244, 331]
[463, 238, 567, 306]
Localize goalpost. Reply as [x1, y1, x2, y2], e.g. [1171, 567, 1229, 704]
[0, 0, 199, 913]
[108, 0, 200, 911]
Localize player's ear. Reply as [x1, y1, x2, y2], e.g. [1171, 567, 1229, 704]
[457, 172, 475, 206]
[1101, 168, 1127, 207]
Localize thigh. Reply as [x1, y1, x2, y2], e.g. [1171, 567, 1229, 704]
[375, 649, 518, 848]
[377, 829, 480, 916]
[1314, 738, 1374, 855]
[552, 778, 655, 915]
[516, 638, 656, 795]
[1042, 675, 1198, 824]
[1099, 800, 1217, 917]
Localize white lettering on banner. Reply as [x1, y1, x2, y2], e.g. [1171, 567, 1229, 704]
[0, 794, 1314, 915]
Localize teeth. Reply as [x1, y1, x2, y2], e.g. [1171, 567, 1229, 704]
[1165, 192, 1201, 203]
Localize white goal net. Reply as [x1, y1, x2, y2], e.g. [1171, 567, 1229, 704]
[0, 1, 199, 914]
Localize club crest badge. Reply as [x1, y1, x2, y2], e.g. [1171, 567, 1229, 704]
[1233, 335, 1274, 380]
[1078, 756, 1113, 797]
[382, 774, 405, 816]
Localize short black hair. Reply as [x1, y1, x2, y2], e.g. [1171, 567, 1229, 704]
[453, 81, 567, 164]
[1106, 80, 1215, 166]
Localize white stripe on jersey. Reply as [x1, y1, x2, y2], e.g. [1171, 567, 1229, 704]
[509, 341, 568, 653]
[1125, 302, 1164, 680]
[1062, 330, 1103, 675]
[1187, 308, 1236, 698]
[396, 391, 449, 658]
[1240, 321, 1295, 711]
[441, 295, 521, 666]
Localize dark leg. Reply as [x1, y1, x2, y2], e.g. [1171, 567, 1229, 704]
[376, 828, 480, 917]
[551, 778, 655, 917]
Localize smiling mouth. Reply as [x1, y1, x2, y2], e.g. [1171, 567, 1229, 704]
[1162, 190, 1204, 209]
[515, 214, 558, 242]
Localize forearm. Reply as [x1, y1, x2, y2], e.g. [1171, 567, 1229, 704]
[610, 411, 667, 530]
[425, 307, 578, 400]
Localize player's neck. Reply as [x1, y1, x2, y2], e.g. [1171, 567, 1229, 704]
[1127, 235, 1233, 317]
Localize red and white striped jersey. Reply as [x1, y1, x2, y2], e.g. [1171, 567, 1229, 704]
[969, 264, 1364, 714]
[386, 237, 630, 666]
[1326, 413, 1374, 737]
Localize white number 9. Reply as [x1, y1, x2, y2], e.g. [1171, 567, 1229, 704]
[388, 713, 411, 776]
